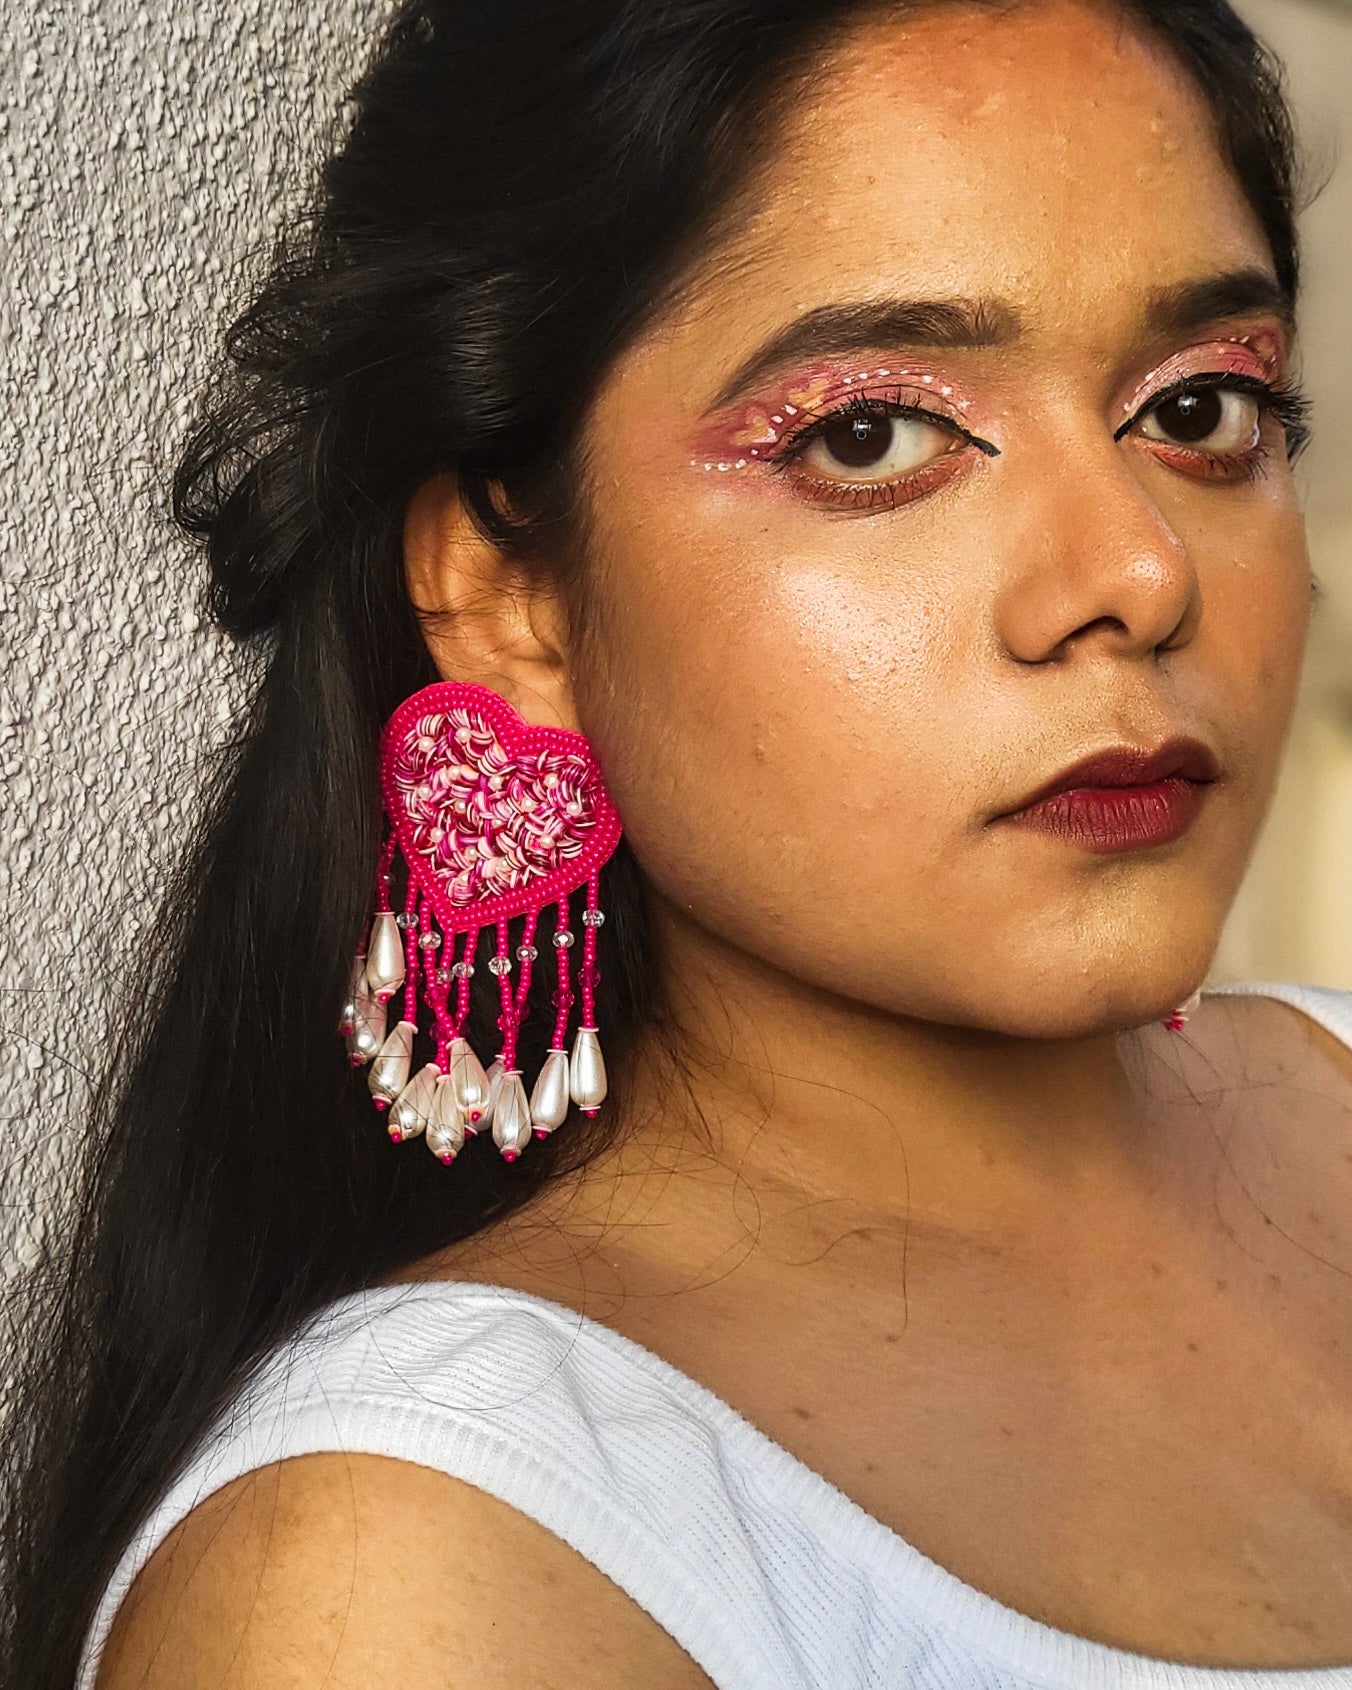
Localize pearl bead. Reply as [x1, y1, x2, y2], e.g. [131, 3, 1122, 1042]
[568, 1027, 607, 1110]
[368, 1020, 416, 1105]
[364, 913, 406, 1001]
[529, 1049, 570, 1133]
[448, 1036, 491, 1115]
[491, 1072, 532, 1159]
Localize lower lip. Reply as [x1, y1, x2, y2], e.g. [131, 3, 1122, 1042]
[999, 779, 1210, 852]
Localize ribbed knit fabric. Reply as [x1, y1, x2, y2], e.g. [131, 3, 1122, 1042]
[77, 981, 1352, 1690]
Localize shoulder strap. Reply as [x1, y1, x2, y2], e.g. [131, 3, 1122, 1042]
[77, 1282, 821, 1690]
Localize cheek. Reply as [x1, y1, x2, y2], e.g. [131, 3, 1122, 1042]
[574, 502, 988, 951]
[1194, 502, 1310, 756]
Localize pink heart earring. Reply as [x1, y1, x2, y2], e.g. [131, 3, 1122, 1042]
[340, 681, 623, 1164]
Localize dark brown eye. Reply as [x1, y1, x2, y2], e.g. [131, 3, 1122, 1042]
[819, 414, 895, 468]
[1140, 387, 1261, 452]
[799, 409, 956, 481]
[1156, 391, 1222, 442]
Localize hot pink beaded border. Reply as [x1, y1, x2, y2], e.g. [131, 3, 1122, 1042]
[377, 681, 623, 934]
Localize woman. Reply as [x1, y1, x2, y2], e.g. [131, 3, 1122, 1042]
[4, 0, 1352, 1683]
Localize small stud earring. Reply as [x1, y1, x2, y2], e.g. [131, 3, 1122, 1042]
[1162, 989, 1203, 1032]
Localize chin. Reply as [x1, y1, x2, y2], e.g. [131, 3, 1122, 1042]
[1031, 974, 1212, 1041]
[911, 946, 1220, 1041]
[985, 883, 1228, 1028]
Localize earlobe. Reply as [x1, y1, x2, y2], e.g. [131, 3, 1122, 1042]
[401, 471, 579, 731]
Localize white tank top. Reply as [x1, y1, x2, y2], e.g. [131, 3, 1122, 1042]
[78, 981, 1352, 1690]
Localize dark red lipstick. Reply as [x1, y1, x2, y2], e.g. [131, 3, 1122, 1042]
[996, 738, 1222, 853]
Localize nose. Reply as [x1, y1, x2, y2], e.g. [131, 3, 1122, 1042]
[991, 435, 1201, 666]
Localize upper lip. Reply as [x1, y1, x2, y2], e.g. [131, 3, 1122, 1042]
[1002, 736, 1223, 815]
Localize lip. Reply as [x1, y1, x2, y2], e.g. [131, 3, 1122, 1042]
[994, 737, 1223, 854]
[1004, 738, 1222, 814]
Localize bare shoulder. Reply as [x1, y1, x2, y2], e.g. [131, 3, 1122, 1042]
[1277, 991, 1352, 1090]
[97, 1451, 715, 1690]
[1211, 986, 1352, 1091]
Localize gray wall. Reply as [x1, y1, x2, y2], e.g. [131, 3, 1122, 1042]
[1, 1, 383, 1269]
[2, 0, 1350, 1272]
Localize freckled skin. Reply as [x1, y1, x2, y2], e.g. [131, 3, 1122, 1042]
[573, 0, 1310, 1040]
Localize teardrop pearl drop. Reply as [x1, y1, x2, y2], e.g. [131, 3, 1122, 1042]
[492, 1071, 532, 1160]
[426, 1075, 466, 1164]
[388, 1061, 438, 1142]
[339, 954, 367, 1035]
[449, 1037, 491, 1120]
[346, 987, 386, 1067]
[465, 1059, 503, 1135]
[365, 912, 406, 1003]
[368, 1020, 416, 1106]
[529, 1049, 570, 1136]
[568, 1027, 607, 1110]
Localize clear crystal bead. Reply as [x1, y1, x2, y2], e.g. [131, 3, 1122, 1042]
[418, 931, 440, 950]
[581, 909, 605, 927]
[516, 944, 538, 961]
[553, 930, 575, 949]
[450, 961, 475, 979]
[396, 912, 416, 930]
[487, 955, 511, 976]
[436, 968, 453, 984]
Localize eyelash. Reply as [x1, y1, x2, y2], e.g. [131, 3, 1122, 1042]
[764, 374, 1314, 513]
[765, 388, 979, 512]
[1114, 372, 1313, 472]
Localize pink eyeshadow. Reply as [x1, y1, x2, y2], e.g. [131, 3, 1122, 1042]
[1120, 333, 1285, 420]
[690, 361, 975, 474]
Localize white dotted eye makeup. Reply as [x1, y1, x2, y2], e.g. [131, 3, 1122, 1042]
[1119, 332, 1285, 421]
[690, 363, 976, 474]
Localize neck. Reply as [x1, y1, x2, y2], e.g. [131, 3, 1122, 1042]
[625, 897, 1174, 1235]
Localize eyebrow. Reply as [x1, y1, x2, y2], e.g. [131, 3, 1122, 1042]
[706, 297, 1018, 412]
[1143, 267, 1294, 343]
[704, 267, 1294, 413]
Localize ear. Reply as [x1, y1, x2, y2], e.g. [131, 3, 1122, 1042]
[402, 471, 579, 731]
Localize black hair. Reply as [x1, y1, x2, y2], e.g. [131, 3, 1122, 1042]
[0, 2, 1304, 1683]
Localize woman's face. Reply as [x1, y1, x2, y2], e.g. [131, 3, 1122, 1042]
[568, 0, 1311, 1036]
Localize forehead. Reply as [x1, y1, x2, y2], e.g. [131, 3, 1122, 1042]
[660, 0, 1271, 363]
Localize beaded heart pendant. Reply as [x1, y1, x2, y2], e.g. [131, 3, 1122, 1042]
[340, 682, 623, 1164]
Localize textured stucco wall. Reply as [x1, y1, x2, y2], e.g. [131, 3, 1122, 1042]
[2, 1, 1350, 1276]
[1, 0, 385, 1272]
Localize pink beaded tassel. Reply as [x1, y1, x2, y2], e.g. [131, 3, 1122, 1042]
[341, 682, 622, 1164]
